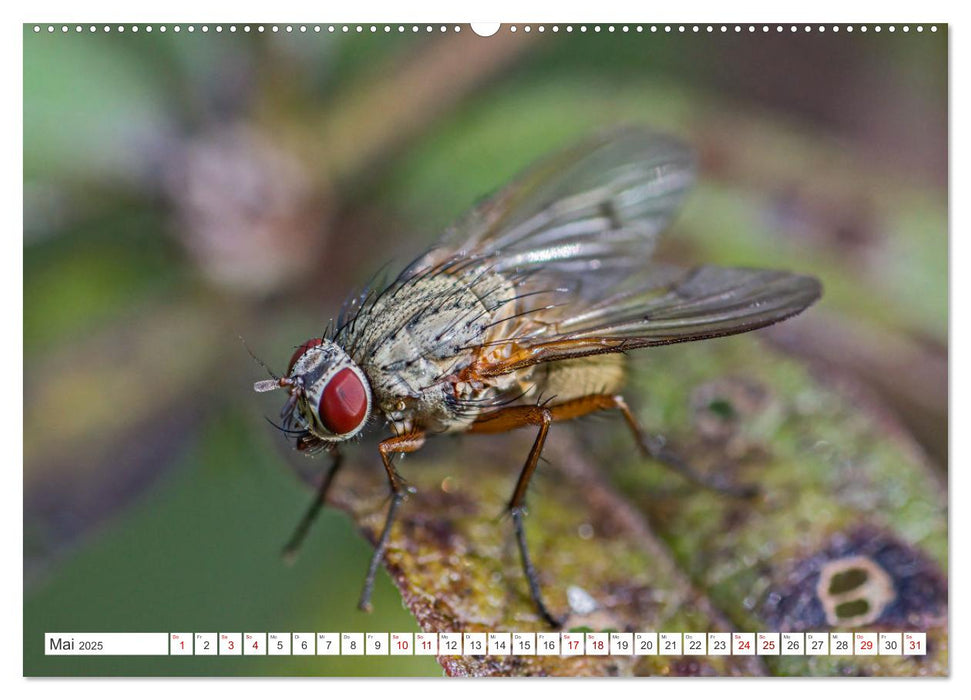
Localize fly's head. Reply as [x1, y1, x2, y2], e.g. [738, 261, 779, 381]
[254, 338, 373, 444]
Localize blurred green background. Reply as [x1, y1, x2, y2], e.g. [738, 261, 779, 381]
[23, 24, 946, 676]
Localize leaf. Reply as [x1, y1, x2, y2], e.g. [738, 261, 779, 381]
[618, 336, 948, 676]
[308, 334, 946, 676]
[325, 436, 764, 677]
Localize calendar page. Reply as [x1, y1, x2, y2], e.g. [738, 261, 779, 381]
[22, 13, 948, 679]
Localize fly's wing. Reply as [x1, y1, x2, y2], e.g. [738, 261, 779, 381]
[391, 129, 820, 379]
[475, 265, 823, 377]
[414, 128, 696, 301]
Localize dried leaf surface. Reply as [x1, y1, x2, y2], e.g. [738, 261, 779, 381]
[309, 336, 946, 676]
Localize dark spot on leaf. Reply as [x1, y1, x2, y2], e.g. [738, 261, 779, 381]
[828, 567, 870, 594]
[691, 377, 771, 447]
[761, 525, 946, 632]
[707, 398, 736, 420]
[834, 599, 870, 619]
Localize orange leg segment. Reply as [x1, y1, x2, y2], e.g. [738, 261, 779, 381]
[358, 432, 427, 612]
[468, 396, 625, 627]
[466, 394, 756, 626]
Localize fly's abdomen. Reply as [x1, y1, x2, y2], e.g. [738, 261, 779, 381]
[519, 354, 628, 406]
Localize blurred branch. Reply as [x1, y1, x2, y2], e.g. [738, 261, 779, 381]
[292, 31, 541, 188]
[167, 31, 539, 296]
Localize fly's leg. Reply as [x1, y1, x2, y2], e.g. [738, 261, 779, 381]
[465, 392, 754, 626]
[282, 448, 344, 563]
[470, 404, 561, 627]
[509, 409, 560, 627]
[471, 397, 643, 625]
[612, 395, 758, 498]
[358, 432, 426, 613]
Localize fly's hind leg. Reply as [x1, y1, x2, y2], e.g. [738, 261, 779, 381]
[612, 395, 758, 498]
[358, 432, 426, 613]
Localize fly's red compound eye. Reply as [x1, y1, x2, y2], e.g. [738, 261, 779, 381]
[318, 367, 368, 435]
[288, 338, 323, 374]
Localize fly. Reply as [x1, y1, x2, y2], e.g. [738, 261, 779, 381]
[253, 128, 822, 627]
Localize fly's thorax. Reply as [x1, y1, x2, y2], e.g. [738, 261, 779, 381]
[288, 339, 373, 441]
[345, 265, 520, 432]
[378, 391, 449, 435]
[376, 374, 478, 435]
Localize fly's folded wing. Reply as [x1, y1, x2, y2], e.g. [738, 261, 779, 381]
[475, 265, 823, 376]
[415, 128, 696, 301]
[362, 129, 820, 380]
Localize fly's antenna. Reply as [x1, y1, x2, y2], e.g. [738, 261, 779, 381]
[239, 334, 281, 381]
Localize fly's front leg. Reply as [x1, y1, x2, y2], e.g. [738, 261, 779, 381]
[282, 447, 343, 563]
[612, 395, 758, 498]
[358, 432, 426, 613]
